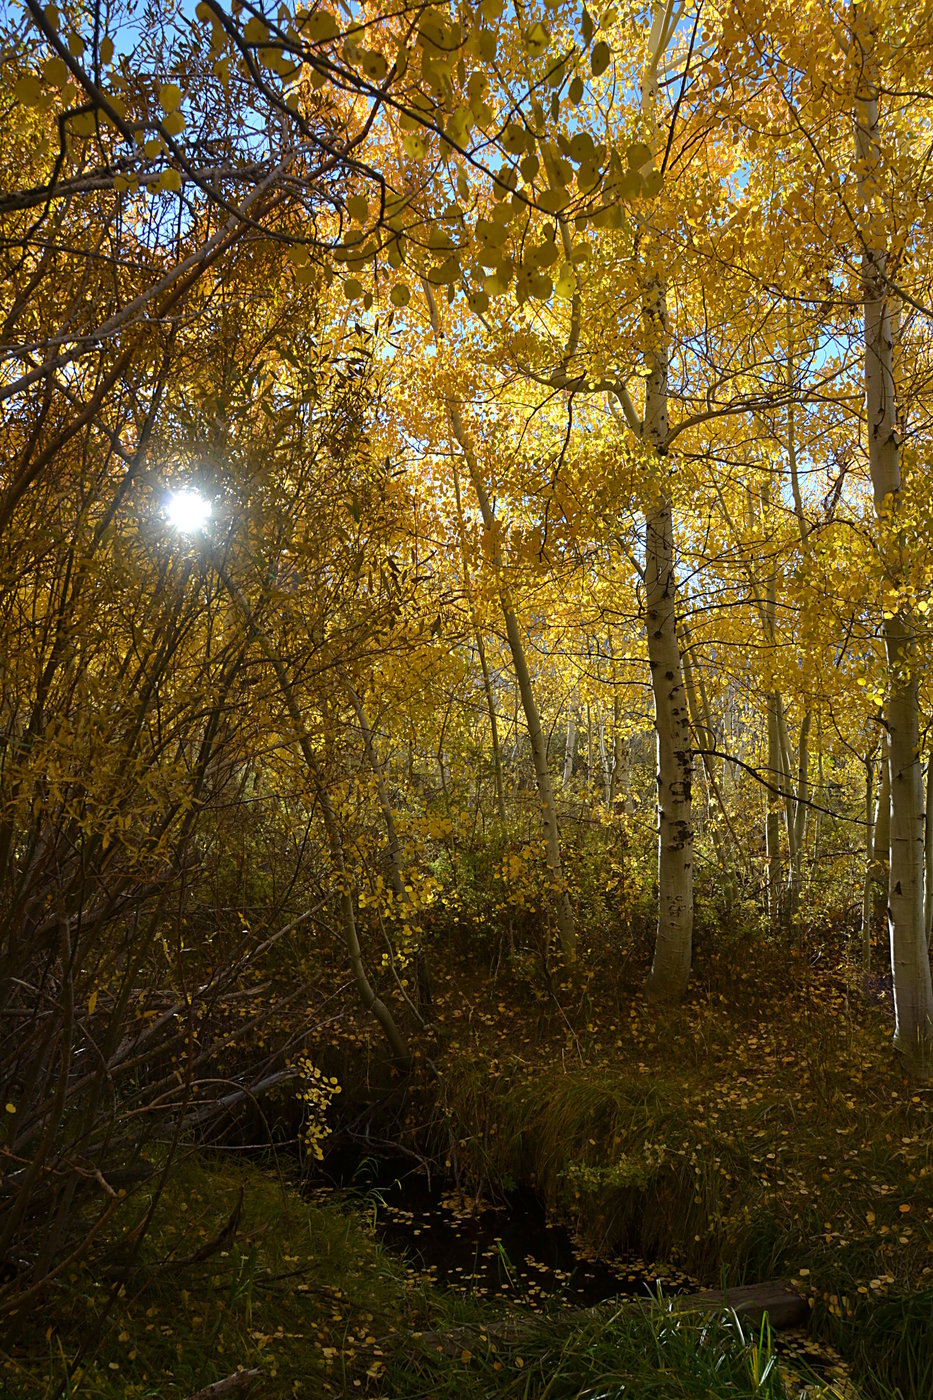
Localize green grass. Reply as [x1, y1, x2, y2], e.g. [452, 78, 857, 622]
[4, 940, 932, 1399]
[0, 1155, 850, 1400]
[405, 946, 933, 1400]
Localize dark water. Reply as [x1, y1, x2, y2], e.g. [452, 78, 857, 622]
[310, 1156, 855, 1391]
[313, 1156, 696, 1308]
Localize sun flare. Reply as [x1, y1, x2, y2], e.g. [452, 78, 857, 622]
[165, 488, 212, 535]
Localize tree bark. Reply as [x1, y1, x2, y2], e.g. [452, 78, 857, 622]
[766, 694, 784, 935]
[861, 757, 875, 975]
[641, 276, 693, 1000]
[855, 30, 933, 1076]
[925, 755, 933, 950]
[563, 705, 577, 786]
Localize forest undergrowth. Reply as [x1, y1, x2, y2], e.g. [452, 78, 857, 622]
[3, 922, 930, 1400]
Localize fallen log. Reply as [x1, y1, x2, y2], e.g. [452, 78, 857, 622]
[671, 1279, 809, 1329]
[182, 1369, 261, 1400]
[418, 1278, 808, 1356]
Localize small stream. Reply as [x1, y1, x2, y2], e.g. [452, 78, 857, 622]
[310, 1155, 854, 1392]
[313, 1155, 697, 1307]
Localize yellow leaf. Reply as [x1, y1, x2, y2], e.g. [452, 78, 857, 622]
[642, 169, 663, 198]
[626, 141, 652, 171]
[359, 49, 389, 81]
[403, 133, 427, 160]
[88, 990, 98, 1016]
[591, 41, 611, 77]
[43, 56, 69, 85]
[14, 74, 44, 106]
[243, 15, 270, 43]
[524, 21, 549, 54]
[304, 10, 339, 42]
[159, 83, 182, 113]
[537, 187, 569, 213]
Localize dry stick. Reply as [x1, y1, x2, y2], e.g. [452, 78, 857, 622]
[680, 630, 742, 898]
[182, 1371, 262, 1400]
[421, 282, 576, 958]
[449, 453, 507, 823]
[218, 570, 409, 1067]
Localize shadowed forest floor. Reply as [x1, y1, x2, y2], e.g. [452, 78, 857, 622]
[3, 932, 931, 1400]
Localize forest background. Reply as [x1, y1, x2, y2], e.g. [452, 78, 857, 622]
[1, 0, 933, 1395]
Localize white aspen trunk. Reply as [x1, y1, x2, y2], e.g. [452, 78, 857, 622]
[766, 694, 784, 935]
[683, 636, 734, 902]
[855, 36, 933, 1075]
[642, 275, 693, 1001]
[786, 709, 811, 921]
[861, 757, 875, 975]
[871, 751, 891, 884]
[610, 698, 625, 807]
[775, 700, 799, 876]
[598, 716, 612, 805]
[563, 706, 577, 786]
[925, 756, 933, 949]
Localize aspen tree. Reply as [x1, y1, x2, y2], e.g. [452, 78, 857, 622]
[852, 5, 933, 1075]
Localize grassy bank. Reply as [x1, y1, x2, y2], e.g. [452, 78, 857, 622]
[383, 940, 933, 1399]
[3, 939, 931, 1399]
[1, 1156, 848, 1400]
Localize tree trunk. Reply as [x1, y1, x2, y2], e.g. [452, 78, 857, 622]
[449, 455, 507, 824]
[766, 694, 784, 935]
[925, 755, 933, 950]
[563, 705, 577, 786]
[476, 630, 507, 825]
[786, 708, 811, 922]
[861, 757, 875, 976]
[855, 35, 933, 1076]
[641, 275, 693, 1000]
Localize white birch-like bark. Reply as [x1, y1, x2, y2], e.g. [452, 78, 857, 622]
[642, 275, 693, 1000]
[925, 756, 933, 950]
[855, 28, 933, 1075]
[766, 695, 784, 934]
[563, 706, 577, 786]
[861, 757, 875, 975]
